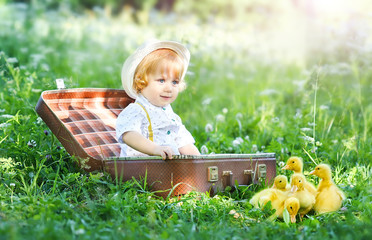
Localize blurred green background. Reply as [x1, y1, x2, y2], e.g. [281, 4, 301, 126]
[1, 0, 371, 157]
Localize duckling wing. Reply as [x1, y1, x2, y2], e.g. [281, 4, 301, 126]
[335, 186, 346, 200]
[314, 185, 344, 213]
[260, 189, 284, 207]
[250, 189, 273, 208]
[329, 184, 346, 202]
[267, 190, 288, 218]
[293, 190, 315, 210]
[299, 191, 315, 216]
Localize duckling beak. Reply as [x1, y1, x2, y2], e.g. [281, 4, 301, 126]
[291, 185, 298, 193]
[282, 165, 289, 170]
[290, 215, 296, 223]
[309, 170, 315, 175]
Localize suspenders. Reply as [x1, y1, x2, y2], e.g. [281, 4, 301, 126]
[136, 102, 154, 142]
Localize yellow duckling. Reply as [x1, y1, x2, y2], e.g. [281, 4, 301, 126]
[282, 156, 303, 174]
[284, 197, 300, 223]
[270, 197, 300, 223]
[309, 164, 346, 214]
[290, 173, 315, 217]
[272, 175, 290, 192]
[282, 156, 317, 196]
[253, 189, 300, 223]
[250, 182, 300, 223]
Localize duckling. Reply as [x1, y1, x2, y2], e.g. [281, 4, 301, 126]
[290, 173, 315, 217]
[282, 156, 303, 174]
[250, 185, 300, 223]
[282, 156, 317, 196]
[272, 175, 290, 192]
[284, 197, 300, 223]
[309, 164, 346, 214]
[270, 197, 300, 223]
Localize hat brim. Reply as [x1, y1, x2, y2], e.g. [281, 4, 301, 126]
[121, 40, 190, 99]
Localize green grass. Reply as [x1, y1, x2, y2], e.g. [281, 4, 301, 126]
[1, 2, 372, 239]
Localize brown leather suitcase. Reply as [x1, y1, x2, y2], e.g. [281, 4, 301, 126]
[35, 88, 276, 197]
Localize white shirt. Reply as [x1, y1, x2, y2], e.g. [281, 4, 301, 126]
[116, 94, 195, 157]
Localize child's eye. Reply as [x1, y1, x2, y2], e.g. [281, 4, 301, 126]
[158, 79, 165, 83]
[172, 80, 179, 85]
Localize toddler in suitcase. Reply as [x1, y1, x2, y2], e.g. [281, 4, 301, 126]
[116, 39, 200, 160]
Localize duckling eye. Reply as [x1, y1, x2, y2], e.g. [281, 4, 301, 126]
[290, 206, 293, 209]
[279, 180, 282, 183]
[317, 167, 320, 170]
[292, 161, 295, 163]
[299, 180, 302, 183]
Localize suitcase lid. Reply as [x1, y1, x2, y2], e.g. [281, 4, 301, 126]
[35, 88, 134, 170]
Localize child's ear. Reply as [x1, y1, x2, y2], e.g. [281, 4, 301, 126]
[134, 76, 147, 93]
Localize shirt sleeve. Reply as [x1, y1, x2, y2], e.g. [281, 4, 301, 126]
[116, 103, 146, 144]
[175, 124, 195, 149]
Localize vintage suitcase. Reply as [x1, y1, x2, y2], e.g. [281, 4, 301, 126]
[35, 88, 276, 197]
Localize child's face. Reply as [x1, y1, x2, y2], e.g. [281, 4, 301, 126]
[141, 61, 181, 107]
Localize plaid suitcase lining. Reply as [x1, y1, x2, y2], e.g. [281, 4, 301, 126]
[85, 145, 121, 159]
[55, 110, 121, 123]
[46, 95, 127, 159]
[75, 132, 117, 148]
[65, 120, 116, 134]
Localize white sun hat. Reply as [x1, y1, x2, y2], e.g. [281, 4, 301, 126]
[121, 39, 191, 99]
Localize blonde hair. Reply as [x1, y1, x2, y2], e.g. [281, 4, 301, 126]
[133, 49, 186, 93]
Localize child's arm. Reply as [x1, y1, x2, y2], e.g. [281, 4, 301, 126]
[179, 144, 200, 155]
[122, 131, 174, 160]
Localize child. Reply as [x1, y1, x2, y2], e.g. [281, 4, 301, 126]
[116, 39, 200, 159]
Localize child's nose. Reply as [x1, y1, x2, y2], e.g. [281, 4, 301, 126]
[164, 82, 172, 91]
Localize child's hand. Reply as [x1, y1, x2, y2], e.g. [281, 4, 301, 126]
[123, 131, 173, 160]
[154, 146, 173, 160]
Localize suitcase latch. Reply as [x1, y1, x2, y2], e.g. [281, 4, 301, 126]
[208, 166, 218, 182]
[258, 164, 267, 179]
[56, 78, 66, 90]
